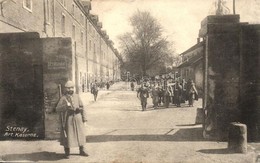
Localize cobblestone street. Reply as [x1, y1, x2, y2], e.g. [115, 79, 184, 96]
[1, 0, 259, 162]
[0, 82, 256, 163]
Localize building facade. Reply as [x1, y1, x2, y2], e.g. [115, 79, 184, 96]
[0, 0, 121, 139]
[178, 40, 204, 96]
[0, 0, 120, 92]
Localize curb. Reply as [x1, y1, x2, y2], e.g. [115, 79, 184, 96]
[248, 144, 259, 163]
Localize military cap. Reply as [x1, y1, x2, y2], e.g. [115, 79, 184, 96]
[65, 80, 74, 88]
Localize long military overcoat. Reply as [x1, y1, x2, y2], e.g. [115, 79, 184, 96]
[56, 94, 87, 148]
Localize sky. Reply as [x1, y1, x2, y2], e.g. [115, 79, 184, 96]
[90, 0, 260, 54]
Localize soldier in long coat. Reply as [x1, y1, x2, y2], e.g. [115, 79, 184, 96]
[158, 84, 164, 106]
[137, 83, 149, 111]
[56, 81, 88, 159]
[151, 83, 159, 109]
[188, 81, 198, 107]
[164, 85, 171, 108]
[174, 81, 182, 107]
[91, 80, 99, 101]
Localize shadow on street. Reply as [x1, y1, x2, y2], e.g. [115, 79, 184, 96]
[176, 124, 199, 127]
[86, 127, 206, 142]
[197, 148, 237, 154]
[116, 106, 196, 112]
[2, 152, 65, 162]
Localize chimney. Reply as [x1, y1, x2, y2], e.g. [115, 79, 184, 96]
[197, 37, 201, 44]
[97, 22, 102, 28]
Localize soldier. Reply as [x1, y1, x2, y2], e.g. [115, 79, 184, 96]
[56, 81, 88, 159]
[130, 81, 135, 91]
[181, 79, 187, 103]
[91, 80, 99, 101]
[174, 81, 182, 107]
[188, 81, 198, 107]
[158, 83, 164, 106]
[137, 82, 149, 111]
[164, 85, 171, 108]
[151, 83, 159, 109]
[106, 81, 110, 90]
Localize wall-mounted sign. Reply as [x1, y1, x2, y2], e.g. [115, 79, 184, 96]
[47, 61, 67, 70]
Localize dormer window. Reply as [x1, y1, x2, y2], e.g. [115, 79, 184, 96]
[23, 0, 32, 12]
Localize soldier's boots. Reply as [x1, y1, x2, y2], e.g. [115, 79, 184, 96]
[79, 146, 89, 157]
[64, 146, 88, 158]
[142, 105, 145, 111]
[64, 147, 70, 159]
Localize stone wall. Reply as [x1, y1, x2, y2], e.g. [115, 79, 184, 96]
[42, 37, 73, 139]
[201, 15, 243, 140]
[0, 32, 44, 139]
[201, 15, 260, 141]
[239, 25, 260, 141]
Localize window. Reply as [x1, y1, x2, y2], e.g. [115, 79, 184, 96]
[94, 43, 96, 54]
[61, 14, 66, 34]
[89, 40, 91, 51]
[46, 0, 50, 22]
[23, 0, 32, 12]
[72, 4, 75, 16]
[62, 0, 66, 7]
[72, 24, 76, 39]
[80, 14, 84, 25]
[88, 23, 91, 33]
[80, 31, 84, 45]
[80, 72, 82, 84]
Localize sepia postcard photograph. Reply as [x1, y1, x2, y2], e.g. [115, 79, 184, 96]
[0, 0, 259, 162]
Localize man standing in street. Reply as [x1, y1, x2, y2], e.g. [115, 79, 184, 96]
[188, 80, 198, 107]
[174, 81, 182, 107]
[56, 80, 88, 159]
[130, 81, 135, 91]
[106, 81, 110, 90]
[137, 82, 149, 111]
[91, 80, 99, 101]
[151, 83, 159, 109]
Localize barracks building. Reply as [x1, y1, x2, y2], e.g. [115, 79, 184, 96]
[0, 0, 120, 139]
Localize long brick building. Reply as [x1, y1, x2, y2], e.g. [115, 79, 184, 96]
[0, 0, 121, 92]
[0, 0, 120, 139]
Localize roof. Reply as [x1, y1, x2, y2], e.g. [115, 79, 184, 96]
[179, 41, 204, 56]
[178, 54, 203, 68]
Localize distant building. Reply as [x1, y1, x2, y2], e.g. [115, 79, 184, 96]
[0, 0, 120, 92]
[178, 40, 204, 96]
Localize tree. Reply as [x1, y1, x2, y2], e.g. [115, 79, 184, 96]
[118, 10, 174, 77]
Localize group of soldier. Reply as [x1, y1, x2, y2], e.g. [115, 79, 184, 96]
[136, 79, 198, 111]
[54, 78, 198, 158]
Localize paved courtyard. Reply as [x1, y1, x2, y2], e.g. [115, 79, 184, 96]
[0, 82, 256, 163]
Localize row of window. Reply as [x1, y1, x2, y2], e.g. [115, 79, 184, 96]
[71, 4, 84, 25]
[23, 0, 84, 26]
[22, 0, 113, 59]
[61, 0, 84, 26]
[61, 14, 84, 44]
[61, 0, 81, 22]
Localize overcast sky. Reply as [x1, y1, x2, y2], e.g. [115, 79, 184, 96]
[90, 0, 260, 54]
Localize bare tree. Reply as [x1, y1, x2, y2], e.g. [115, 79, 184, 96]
[118, 10, 174, 77]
